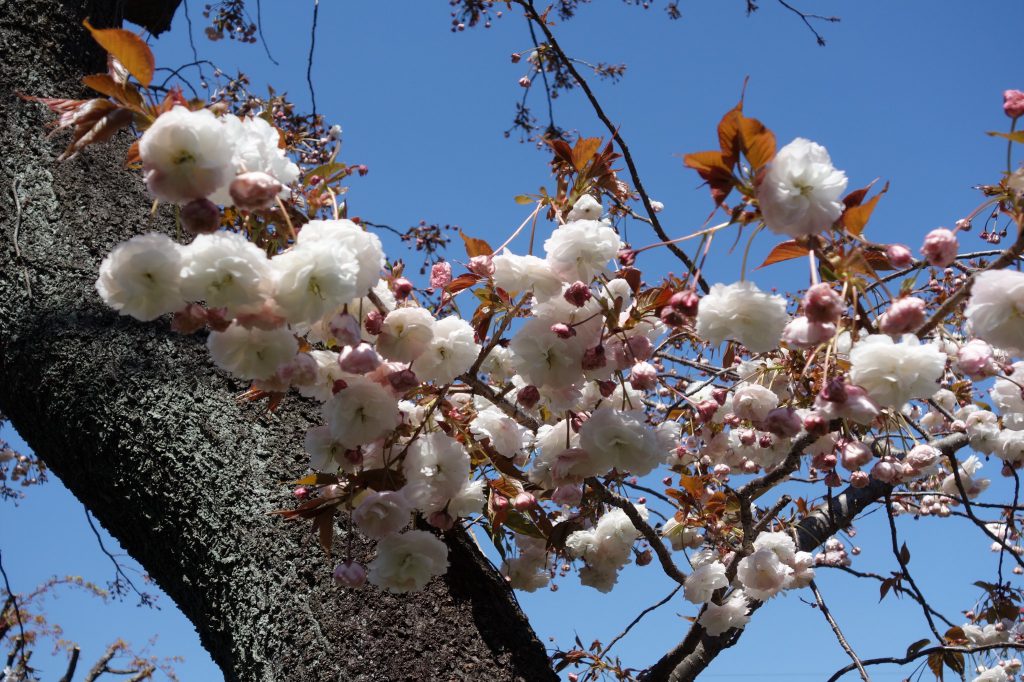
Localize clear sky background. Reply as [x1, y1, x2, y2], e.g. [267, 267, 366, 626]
[4, 1, 1024, 680]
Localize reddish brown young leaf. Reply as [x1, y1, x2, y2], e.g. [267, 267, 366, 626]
[571, 136, 603, 172]
[446, 273, 482, 296]
[83, 19, 155, 87]
[315, 512, 334, 556]
[757, 240, 810, 268]
[459, 231, 494, 258]
[738, 116, 776, 171]
[842, 181, 889, 236]
[684, 150, 734, 205]
[81, 73, 145, 112]
[717, 105, 743, 167]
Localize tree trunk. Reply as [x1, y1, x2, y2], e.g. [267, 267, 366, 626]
[0, 1, 556, 680]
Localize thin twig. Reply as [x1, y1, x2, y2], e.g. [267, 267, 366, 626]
[307, 0, 320, 117]
[587, 477, 688, 585]
[808, 579, 869, 681]
[827, 643, 1024, 682]
[600, 585, 682, 658]
[515, 0, 707, 292]
[0, 551, 26, 663]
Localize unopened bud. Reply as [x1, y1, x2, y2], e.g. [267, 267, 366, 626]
[364, 310, 383, 335]
[513, 492, 536, 511]
[392, 277, 414, 300]
[1005, 89, 1024, 119]
[921, 228, 958, 268]
[669, 290, 700, 317]
[387, 368, 419, 394]
[517, 385, 541, 409]
[885, 243, 914, 269]
[229, 171, 283, 211]
[551, 323, 575, 339]
[333, 561, 367, 588]
[564, 281, 592, 307]
[427, 511, 455, 530]
[181, 198, 220, 234]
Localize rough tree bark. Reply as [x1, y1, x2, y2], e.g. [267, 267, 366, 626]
[0, 1, 556, 680]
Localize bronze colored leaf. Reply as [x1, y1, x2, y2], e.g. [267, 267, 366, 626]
[459, 231, 494, 258]
[757, 240, 810, 268]
[83, 19, 155, 87]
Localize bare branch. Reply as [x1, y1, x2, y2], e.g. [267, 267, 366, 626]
[808, 580, 868, 681]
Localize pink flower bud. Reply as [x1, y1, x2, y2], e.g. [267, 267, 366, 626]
[803, 412, 828, 436]
[629, 361, 658, 390]
[877, 296, 926, 335]
[492, 495, 510, 512]
[181, 198, 220, 234]
[711, 387, 729, 405]
[1005, 89, 1024, 119]
[329, 312, 362, 347]
[635, 549, 653, 566]
[171, 303, 208, 334]
[781, 317, 836, 348]
[430, 261, 452, 290]
[618, 248, 637, 267]
[597, 380, 616, 398]
[339, 343, 382, 374]
[333, 561, 367, 588]
[513, 492, 536, 511]
[551, 483, 583, 507]
[841, 441, 873, 470]
[820, 378, 848, 403]
[205, 307, 231, 332]
[517, 385, 541, 409]
[564, 281, 592, 307]
[741, 460, 759, 475]
[229, 171, 283, 211]
[758, 433, 773, 448]
[343, 449, 364, 467]
[427, 510, 455, 530]
[364, 310, 383, 335]
[921, 228, 958, 268]
[712, 463, 731, 478]
[581, 345, 607, 371]
[669, 290, 700, 317]
[392, 277, 414, 300]
[331, 379, 349, 394]
[824, 471, 841, 487]
[850, 471, 869, 488]
[739, 429, 756, 447]
[803, 283, 844, 324]
[518, 76, 531, 88]
[387, 368, 418, 394]
[886, 244, 914, 269]
[870, 457, 899, 483]
[293, 486, 309, 499]
[551, 323, 575, 339]
[763, 407, 802, 437]
[695, 399, 720, 424]
[468, 255, 494, 277]
[659, 307, 686, 327]
[958, 339, 996, 378]
[813, 452, 838, 470]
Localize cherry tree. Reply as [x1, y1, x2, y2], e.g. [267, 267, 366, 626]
[5, 2, 1024, 681]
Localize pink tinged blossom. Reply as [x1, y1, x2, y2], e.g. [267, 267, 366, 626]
[181, 198, 220, 235]
[849, 470, 869, 488]
[367, 530, 449, 593]
[467, 255, 494, 277]
[328, 312, 363, 347]
[229, 171, 283, 211]
[1004, 89, 1024, 119]
[430, 261, 452, 290]
[877, 296, 926, 335]
[339, 343, 383, 374]
[886, 243, 914, 269]
[364, 310, 383, 335]
[958, 339, 997, 378]
[964, 269, 1024, 354]
[803, 283, 844, 324]
[731, 384, 779, 424]
[757, 138, 848, 238]
[551, 483, 583, 506]
[426, 511, 455, 531]
[96, 233, 187, 322]
[629, 361, 658, 390]
[781, 316, 836, 348]
[581, 345, 607, 371]
[352, 491, 412, 539]
[841, 440, 873, 470]
[920, 228, 958, 268]
[140, 106, 235, 203]
[551, 323, 575, 339]
[763, 408, 802, 438]
[333, 561, 367, 588]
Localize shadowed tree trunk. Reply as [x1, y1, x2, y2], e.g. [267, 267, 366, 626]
[0, 1, 556, 680]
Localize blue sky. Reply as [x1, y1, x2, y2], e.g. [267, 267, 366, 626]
[4, 1, 1024, 680]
